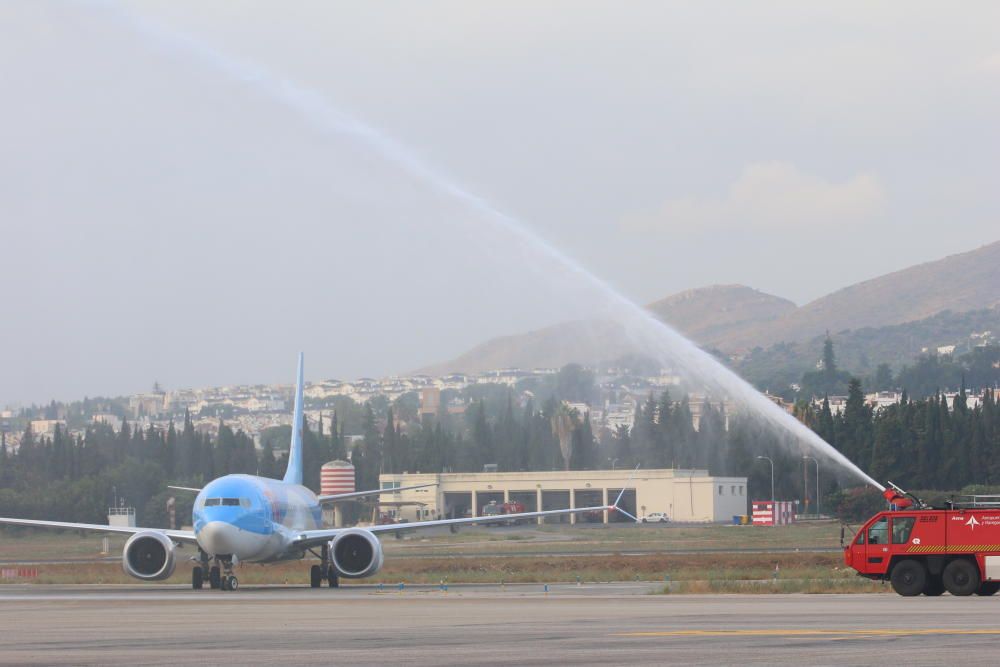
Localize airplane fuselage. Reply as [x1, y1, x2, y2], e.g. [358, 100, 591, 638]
[193, 474, 324, 563]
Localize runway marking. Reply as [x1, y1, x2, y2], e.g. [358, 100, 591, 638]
[615, 629, 1000, 638]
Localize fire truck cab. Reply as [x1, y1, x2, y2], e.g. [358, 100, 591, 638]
[845, 486, 1000, 596]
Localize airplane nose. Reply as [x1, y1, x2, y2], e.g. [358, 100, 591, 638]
[199, 521, 242, 556]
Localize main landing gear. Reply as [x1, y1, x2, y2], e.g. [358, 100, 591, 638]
[192, 552, 238, 591]
[309, 544, 339, 589]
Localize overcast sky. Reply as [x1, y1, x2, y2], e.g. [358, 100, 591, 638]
[2, 1, 998, 404]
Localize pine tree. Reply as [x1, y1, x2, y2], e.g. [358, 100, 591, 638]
[329, 411, 347, 461]
[0, 441, 10, 488]
[496, 393, 517, 471]
[817, 397, 836, 446]
[259, 441, 278, 478]
[697, 400, 726, 475]
[838, 378, 872, 467]
[872, 363, 894, 391]
[163, 421, 177, 478]
[670, 396, 696, 468]
[869, 405, 901, 482]
[383, 408, 400, 474]
[822, 334, 838, 390]
[653, 391, 672, 468]
[116, 419, 131, 462]
[569, 413, 596, 470]
[613, 424, 633, 467]
[471, 401, 493, 470]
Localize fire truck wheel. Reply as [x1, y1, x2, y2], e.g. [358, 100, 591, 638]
[975, 581, 1000, 596]
[923, 575, 945, 596]
[889, 559, 926, 596]
[942, 559, 980, 596]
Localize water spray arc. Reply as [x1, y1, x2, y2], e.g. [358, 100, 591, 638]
[112, 6, 883, 491]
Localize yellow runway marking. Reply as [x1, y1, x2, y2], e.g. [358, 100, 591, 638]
[615, 629, 1000, 638]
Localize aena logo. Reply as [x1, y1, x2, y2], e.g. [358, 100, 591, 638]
[966, 515, 981, 530]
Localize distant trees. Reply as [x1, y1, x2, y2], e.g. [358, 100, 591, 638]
[894, 345, 1000, 398]
[555, 364, 597, 404]
[871, 363, 894, 392]
[798, 387, 1000, 491]
[3, 354, 999, 528]
[0, 409, 351, 526]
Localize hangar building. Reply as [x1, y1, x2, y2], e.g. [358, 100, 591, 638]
[378, 468, 748, 524]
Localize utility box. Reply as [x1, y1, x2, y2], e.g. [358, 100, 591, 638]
[107, 506, 136, 528]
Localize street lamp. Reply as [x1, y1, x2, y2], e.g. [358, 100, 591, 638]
[609, 458, 619, 471]
[756, 456, 774, 504]
[803, 456, 820, 517]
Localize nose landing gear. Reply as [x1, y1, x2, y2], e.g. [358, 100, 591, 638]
[218, 556, 238, 591]
[192, 552, 238, 591]
[221, 574, 239, 591]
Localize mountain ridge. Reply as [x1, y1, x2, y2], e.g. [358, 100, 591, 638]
[416, 240, 1000, 375]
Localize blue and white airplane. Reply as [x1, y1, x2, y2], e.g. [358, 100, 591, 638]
[0, 354, 632, 591]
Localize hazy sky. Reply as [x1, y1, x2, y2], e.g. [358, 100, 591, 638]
[2, 1, 999, 404]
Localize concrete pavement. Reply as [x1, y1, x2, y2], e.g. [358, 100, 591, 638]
[0, 583, 996, 665]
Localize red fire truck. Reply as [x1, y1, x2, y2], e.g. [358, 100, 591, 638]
[480, 501, 527, 525]
[845, 483, 1000, 596]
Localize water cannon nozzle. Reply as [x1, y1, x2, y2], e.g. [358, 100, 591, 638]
[883, 481, 923, 510]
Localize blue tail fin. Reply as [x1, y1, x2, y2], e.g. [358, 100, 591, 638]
[283, 352, 305, 485]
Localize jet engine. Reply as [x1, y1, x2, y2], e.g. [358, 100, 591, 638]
[122, 531, 177, 581]
[330, 528, 383, 578]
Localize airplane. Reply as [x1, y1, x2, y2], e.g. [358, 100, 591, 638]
[0, 354, 636, 591]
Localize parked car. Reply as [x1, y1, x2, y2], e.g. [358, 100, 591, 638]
[642, 512, 669, 523]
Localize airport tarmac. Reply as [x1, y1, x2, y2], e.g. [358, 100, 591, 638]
[1, 583, 998, 666]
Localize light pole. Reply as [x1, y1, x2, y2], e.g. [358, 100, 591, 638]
[756, 456, 774, 504]
[803, 456, 820, 517]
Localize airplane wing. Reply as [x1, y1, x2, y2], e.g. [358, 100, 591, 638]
[167, 485, 202, 493]
[292, 503, 617, 549]
[315, 483, 437, 504]
[0, 517, 198, 545]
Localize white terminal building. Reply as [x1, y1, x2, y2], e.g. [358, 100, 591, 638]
[378, 468, 748, 524]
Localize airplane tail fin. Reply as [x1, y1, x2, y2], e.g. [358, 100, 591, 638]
[283, 352, 305, 485]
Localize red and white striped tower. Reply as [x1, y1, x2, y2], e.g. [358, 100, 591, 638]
[321, 460, 355, 527]
[320, 460, 356, 496]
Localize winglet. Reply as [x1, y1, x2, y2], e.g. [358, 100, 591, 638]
[610, 464, 641, 522]
[283, 352, 305, 485]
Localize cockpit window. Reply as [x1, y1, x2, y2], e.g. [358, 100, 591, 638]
[205, 498, 249, 507]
